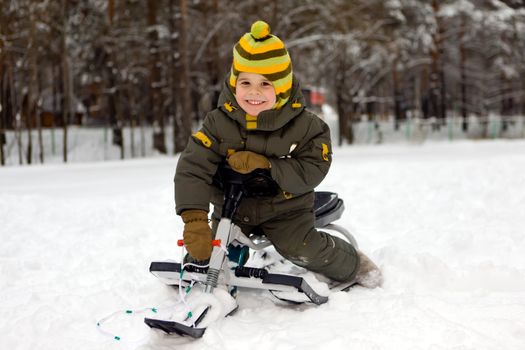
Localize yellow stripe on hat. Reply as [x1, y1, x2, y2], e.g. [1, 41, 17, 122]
[234, 60, 290, 75]
[272, 71, 293, 87]
[273, 79, 293, 96]
[239, 36, 285, 54]
[229, 72, 237, 87]
[234, 52, 290, 70]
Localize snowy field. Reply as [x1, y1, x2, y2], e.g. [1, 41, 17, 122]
[1, 140, 525, 350]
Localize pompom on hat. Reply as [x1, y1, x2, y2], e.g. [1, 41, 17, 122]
[230, 21, 293, 109]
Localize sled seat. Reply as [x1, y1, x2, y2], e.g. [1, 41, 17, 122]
[314, 191, 344, 228]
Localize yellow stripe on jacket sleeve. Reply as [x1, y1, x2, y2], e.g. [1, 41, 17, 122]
[322, 143, 329, 161]
[192, 131, 212, 148]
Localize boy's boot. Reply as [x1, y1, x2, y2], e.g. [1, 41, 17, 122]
[354, 250, 383, 288]
[182, 253, 209, 273]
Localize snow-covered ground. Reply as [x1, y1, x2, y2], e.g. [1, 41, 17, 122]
[1, 140, 525, 350]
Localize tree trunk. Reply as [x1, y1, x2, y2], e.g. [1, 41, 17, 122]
[26, 4, 39, 164]
[336, 90, 346, 146]
[392, 57, 402, 131]
[439, 48, 447, 123]
[0, 33, 5, 165]
[50, 63, 59, 156]
[206, 0, 221, 109]
[334, 43, 354, 145]
[335, 86, 345, 146]
[25, 102, 33, 165]
[107, 0, 124, 158]
[413, 74, 422, 120]
[108, 0, 115, 25]
[115, 89, 125, 160]
[430, 0, 445, 129]
[61, 0, 70, 162]
[107, 72, 122, 154]
[459, 14, 468, 132]
[169, 0, 178, 155]
[437, 2, 447, 123]
[522, 78, 525, 117]
[175, 0, 193, 153]
[0, 81, 5, 166]
[148, 0, 166, 154]
[37, 65, 44, 163]
[129, 91, 136, 158]
[8, 59, 23, 165]
[0, 75, 5, 166]
[140, 101, 146, 157]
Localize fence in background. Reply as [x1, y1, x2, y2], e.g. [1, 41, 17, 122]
[350, 115, 525, 144]
[2, 115, 525, 166]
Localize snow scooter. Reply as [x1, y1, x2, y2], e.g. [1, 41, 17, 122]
[145, 164, 358, 338]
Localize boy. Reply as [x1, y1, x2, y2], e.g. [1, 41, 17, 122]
[175, 21, 381, 287]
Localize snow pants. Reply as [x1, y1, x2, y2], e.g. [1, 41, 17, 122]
[212, 205, 360, 283]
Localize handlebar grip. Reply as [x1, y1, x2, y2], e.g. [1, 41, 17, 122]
[177, 239, 222, 247]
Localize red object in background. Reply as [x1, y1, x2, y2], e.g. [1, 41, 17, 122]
[310, 90, 325, 106]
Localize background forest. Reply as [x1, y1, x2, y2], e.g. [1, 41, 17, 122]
[1, 0, 525, 166]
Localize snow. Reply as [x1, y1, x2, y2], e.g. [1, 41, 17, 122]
[1, 140, 525, 350]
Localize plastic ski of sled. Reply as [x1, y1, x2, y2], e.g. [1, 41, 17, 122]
[144, 308, 209, 338]
[144, 284, 238, 338]
[149, 261, 330, 305]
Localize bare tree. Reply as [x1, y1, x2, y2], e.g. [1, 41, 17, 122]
[459, 13, 468, 131]
[60, 0, 71, 162]
[0, 4, 6, 165]
[148, 0, 167, 154]
[174, 0, 192, 153]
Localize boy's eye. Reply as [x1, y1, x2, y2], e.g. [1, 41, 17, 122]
[240, 81, 250, 86]
[261, 81, 272, 86]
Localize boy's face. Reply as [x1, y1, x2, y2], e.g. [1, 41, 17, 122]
[235, 72, 276, 116]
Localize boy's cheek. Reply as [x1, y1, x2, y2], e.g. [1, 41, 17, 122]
[234, 95, 244, 107]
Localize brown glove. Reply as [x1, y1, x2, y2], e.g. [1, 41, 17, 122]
[227, 151, 270, 174]
[181, 209, 212, 261]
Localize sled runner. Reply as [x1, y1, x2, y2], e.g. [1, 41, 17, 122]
[145, 164, 358, 338]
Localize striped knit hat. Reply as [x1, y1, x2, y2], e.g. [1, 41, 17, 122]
[230, 20, 293, 109]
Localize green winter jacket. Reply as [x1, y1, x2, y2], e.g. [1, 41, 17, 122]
[174, 78, 332, 222]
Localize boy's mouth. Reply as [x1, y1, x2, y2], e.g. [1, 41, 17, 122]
[246, 99, 266, 105]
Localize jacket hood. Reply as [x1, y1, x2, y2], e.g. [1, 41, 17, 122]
[217, 76, 306, 132]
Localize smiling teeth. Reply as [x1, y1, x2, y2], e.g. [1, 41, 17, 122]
[247, 100, 264, 105]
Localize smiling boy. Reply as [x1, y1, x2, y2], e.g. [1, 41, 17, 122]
[174, 21, 381, 287]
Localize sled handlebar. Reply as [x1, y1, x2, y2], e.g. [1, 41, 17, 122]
[177, 239, 222, 247]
